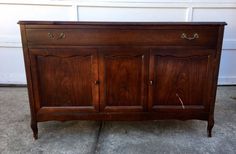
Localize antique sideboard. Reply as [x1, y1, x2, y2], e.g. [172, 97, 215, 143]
[18, 21, 226, 139]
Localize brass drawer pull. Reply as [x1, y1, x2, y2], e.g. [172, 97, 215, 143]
[181, 33, 199, 40]
[58, 32, 66, 40]
[48, 33, 55, 39]
[48, 32, 66, 40]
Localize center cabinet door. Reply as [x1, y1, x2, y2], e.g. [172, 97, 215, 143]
[99, 47, 148, 112]
[29, 48, 99, 112]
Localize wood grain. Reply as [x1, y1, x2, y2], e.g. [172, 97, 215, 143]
[25, 28, 218, 47]
[99, 47, 148, 112]
[29, 48, 99, 111]
[149, 48, 213, 112]
[18, 21, 226, 138]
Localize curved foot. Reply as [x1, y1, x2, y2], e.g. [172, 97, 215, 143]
[31, 121, 38, 140]
[207, 118, 214, 137]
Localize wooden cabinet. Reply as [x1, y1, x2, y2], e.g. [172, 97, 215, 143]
[99, 47, 148, 112]
[29, 48, 99, 112]
[18, 21, 226, 139]
[148, 48, 214, 112]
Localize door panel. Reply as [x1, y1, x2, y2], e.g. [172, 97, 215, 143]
[149, 48, 214, 111]
[99, 47, 148, 112]
[29, 48, 99, 112]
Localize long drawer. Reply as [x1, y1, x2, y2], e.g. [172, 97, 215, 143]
[25, 27, 218, 47]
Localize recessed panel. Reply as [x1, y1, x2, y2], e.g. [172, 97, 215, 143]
[105, 55, 143, 106]
[29, 48, 99, 111]
[99, 48, 148, 112]
[153, 55, 209, 106]
[37, 55, 93, 107]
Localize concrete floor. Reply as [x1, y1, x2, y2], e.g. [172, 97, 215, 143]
[0, 86, 236, 154]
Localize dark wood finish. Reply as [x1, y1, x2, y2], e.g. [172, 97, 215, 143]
[148, 48, 214, 112]
[99, 47, 148, 112]
[18, 21, 226, 139]
[29, 48, 99, 112]
[25, 28, 218, 47]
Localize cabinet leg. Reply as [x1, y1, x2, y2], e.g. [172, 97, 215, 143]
[207, 117, 214, 137]
[31, 121, 38, 139]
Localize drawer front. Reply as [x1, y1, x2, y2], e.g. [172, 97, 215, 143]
[26, 27, 218, 46]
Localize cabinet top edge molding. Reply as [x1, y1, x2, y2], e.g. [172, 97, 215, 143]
[18, 21, 227, 26]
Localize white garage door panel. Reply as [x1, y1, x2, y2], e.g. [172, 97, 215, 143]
[192, 0, 236, 2]
[192, 8, 236, 40]
[193, 8, 236, 84]
[79, 0, 236, 2]
[0, 4, 72, 43]
[0, 48, 26, 84]
[219, 50, 236, 85]
[86, 0, 189, 2]
[0, 1, 235, 85]
[78, 7, 187, 21]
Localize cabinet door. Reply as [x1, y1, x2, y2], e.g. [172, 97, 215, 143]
[99, 47, 148, 112]
[29, 48, 99, 112]
[148, 48, 214, 112]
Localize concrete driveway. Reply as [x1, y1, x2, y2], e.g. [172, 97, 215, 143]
[0, 86, 235, 154]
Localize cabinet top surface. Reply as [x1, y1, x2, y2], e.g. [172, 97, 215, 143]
[18, 21, 227, 26]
